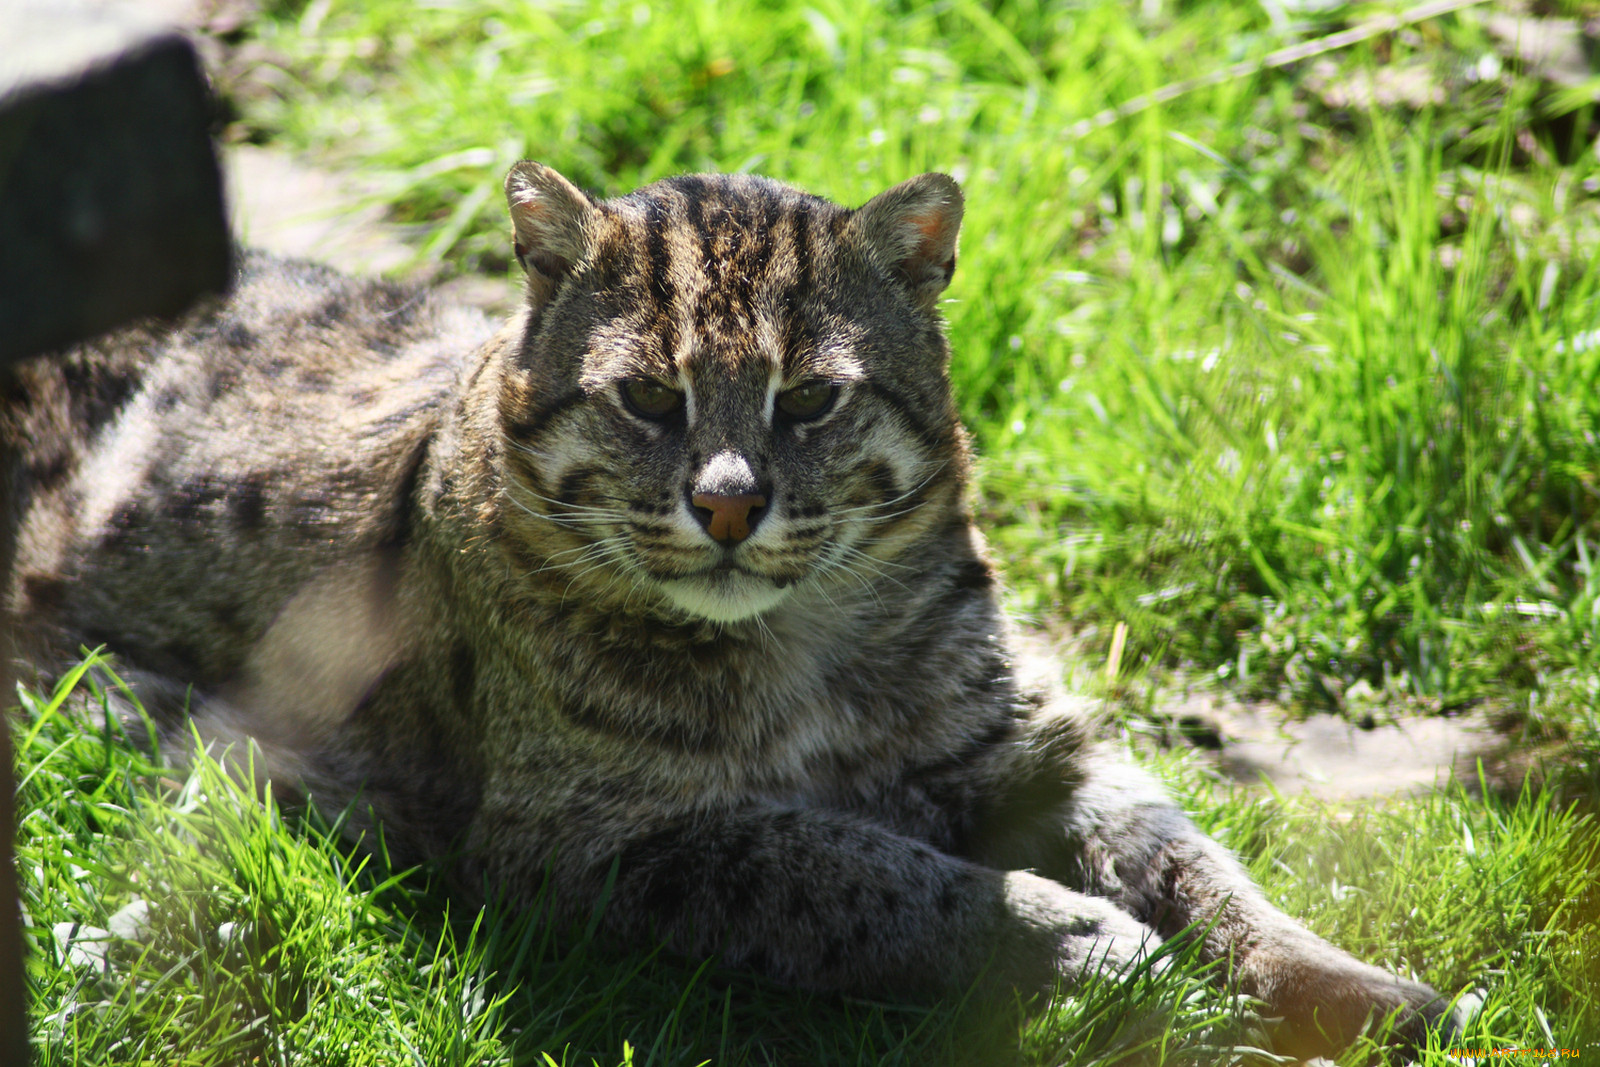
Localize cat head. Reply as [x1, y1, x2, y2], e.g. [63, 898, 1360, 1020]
[495, 162, 970, 624]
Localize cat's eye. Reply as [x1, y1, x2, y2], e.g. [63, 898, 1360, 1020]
[621, 379, 684, 420]
[776, 381, 837, 421]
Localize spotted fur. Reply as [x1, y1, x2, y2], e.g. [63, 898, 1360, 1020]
[4, 163, 1460, 1055]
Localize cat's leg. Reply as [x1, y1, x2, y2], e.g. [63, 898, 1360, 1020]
[970, 740, 1462, 1057]
[490, 805, 1162, 1001]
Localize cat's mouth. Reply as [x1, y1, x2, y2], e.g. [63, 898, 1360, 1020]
[655, 562, 794, 623]
[706, 558, 786, 583]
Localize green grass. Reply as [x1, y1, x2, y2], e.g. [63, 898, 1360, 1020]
[18, 660, 1598, 1063]
[16, 0, 1600, 1060]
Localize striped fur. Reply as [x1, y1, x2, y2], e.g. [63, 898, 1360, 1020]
[3, 164, 1459, 1055]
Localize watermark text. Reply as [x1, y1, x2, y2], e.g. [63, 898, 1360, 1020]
[1449, 1051, 1581, 1060]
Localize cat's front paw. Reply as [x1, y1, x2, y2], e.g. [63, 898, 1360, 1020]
[995, 871, 1164, 995]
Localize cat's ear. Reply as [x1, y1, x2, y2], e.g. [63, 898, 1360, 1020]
[504, 161, 600, 308]
[851, 173, 964, 310]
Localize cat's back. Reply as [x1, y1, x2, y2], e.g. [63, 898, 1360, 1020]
[5, 251, 496, 680]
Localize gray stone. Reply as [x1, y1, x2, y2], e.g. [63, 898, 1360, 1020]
[0, 0, 230, 364]
[51, 922, 111, 972]
[106, 898, 152, 942]
[1163, 691, 1499, 800]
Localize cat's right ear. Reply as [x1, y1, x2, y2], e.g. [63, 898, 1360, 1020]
[504, 161, 600, 309]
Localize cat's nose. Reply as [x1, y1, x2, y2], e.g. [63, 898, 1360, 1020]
[688, 449, 770, 544]
[690, 492, 768, 544]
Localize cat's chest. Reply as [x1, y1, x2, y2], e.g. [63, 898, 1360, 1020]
[487, 621, 980, 805]
[458, 530, 1005, 808]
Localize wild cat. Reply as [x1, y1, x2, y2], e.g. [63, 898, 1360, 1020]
[4, 161, 1462, 1056]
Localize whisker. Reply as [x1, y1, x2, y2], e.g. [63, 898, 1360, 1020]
[523, 536, 632, 579]
[504, 502, 589, 533]
[504, 486, 632, 532]
[845, 498, 930, 529]
[830, 460, 949, 518]
[807, 576, 849, 619]
[505, 439, 557, 460]
[837, 546, 913, 596]
[560, 540, 634, 607]
[835, 542, 919, 570]
[808, 544, 890, 614]
[751, 612, 776, 653]
[839, 566, 888, 614]
[510, 483, 636, 517]
[539, 487, 637, 508]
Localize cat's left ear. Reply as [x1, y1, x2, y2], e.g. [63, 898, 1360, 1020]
[505, 161, 601, 310]
[851, 173, 964, 310]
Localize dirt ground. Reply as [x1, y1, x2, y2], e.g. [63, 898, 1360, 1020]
[1157, 690, 1510, 800]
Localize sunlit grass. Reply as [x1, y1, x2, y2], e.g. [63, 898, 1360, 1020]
[18, 662, 1598, 1062]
